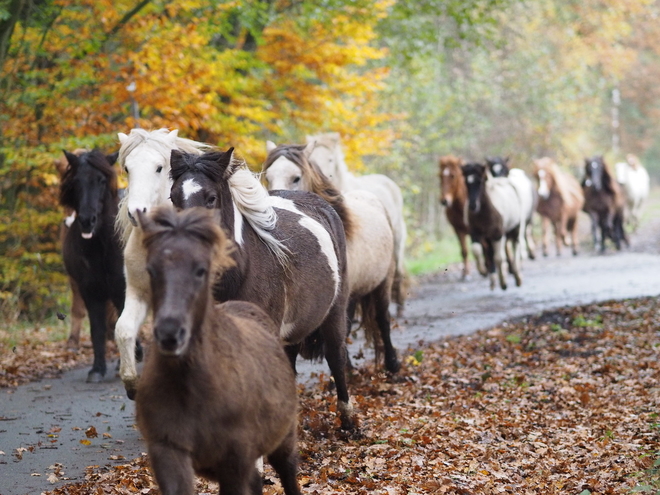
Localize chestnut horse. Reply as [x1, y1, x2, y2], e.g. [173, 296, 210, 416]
[438, 155, 471, 279]
[533, 157, 584, 256]
[136, 206, 301, 495]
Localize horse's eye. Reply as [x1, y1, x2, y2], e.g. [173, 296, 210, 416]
[206, 196, 217, 209]
[156, 166, 163, 173]
[195, 267, 206, 278]
[293, 176, 301, 184]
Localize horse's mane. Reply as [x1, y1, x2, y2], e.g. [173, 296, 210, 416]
[60, 149, 118, 210]
[116, 128, 213, 246]
[263, 144, 355, 240]
[141, 206, 234, 276]
[173, 150, 290, 265]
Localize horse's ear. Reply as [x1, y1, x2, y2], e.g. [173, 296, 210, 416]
[504, 156, 510, 165]
[118, 132, 128, 145]
[167, 129, 179, 145]
[217, 147, 236, 178]
[63, 150, 79, 168]
[303, 141, 317, 158]
[266, 140, 277, 152]
[106, 151, 119, 166]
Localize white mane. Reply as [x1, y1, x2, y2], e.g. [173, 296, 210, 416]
[115, 128, 212, 245]
[228, 159, 290, 265]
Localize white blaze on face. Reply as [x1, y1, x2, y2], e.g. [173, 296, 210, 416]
[466, 174, 476, 184]
[182, 178, 202, 200]
[442, 168, 451, 177]
[268, 196, 340, 296]
[492, 164, 503, 175]
[265, 157, 302, 191]
[537, 169, 550, 199]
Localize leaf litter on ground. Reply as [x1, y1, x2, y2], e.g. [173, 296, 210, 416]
[2, 297, 657, 494]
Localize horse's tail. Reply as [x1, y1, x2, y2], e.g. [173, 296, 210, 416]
[299, 328, 326, 362]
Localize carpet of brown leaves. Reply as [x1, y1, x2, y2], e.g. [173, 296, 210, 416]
[14, 297, 660, 494]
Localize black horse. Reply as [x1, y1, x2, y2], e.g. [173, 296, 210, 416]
[59, 149, 132, 382]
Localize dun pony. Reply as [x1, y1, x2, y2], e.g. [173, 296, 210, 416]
[136, 206, 301, 495]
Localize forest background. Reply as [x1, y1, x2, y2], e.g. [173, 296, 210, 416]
[1, 0, 659, 322]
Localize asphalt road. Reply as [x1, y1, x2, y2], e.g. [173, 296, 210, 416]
[2, 219, 660, 494]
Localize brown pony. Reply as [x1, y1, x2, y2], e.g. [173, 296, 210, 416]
[439, 155, 471, 279]
[136, 206, 301, 495]
[533, 157, 585, 256]
[582, 156, 627, 252]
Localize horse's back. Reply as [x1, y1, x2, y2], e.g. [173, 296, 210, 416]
[343, 189, 395, 297]
[507, 169, 535, 221]
[487, 178, 523, 232]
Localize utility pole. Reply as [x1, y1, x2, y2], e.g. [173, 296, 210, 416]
[126, 81, 140, 128]
[611, 86, 620, 154]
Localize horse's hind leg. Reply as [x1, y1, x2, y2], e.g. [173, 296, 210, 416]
[268, 428, 302, 495]
[492, 238, 508, 291]
[365, 280, 400, 373]
[319, 305, 354, 430]
[83, 297, 108, 383]
[148, 442, 195, 495]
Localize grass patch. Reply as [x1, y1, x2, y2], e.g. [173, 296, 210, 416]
[0, 316, 72, 348]
[406, 236, 463, 276]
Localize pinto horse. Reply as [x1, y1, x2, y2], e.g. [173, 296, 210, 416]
[582, 156, 627, 252]
[462, 162, 524, 290]
[533, 157, 584, 256]
[114, 128, 212, 399]
[438, 155, 472, 279]
[263, 141, 401, 373]
[136, 206, 302, 495]
[615, 154, 650, 232]
[305, 132, 408, 316]
[59, 149, 125, 382]
[169, 149, 355, 430]
[486, 156, 537, 260]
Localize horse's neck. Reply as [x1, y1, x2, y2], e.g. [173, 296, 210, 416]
[334, 157, 355, 191]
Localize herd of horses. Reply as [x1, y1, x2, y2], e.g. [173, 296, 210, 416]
[57, 129, 408, 494]
[439, 153, 650, 290]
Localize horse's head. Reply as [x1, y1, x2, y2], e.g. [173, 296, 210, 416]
[170, 149, 235, 211]
[584, 156, 605, 191]
[485, 156, 510, 178]
[263, 141, 306, 191]
[305, 132, 343, 187]
[461, 162, 487, 213]
[118, 129, 179, 226]
[139, 205, 232, 356]
[534, 158, 554, 199]
[60, 149, 118, 239]
[438, 155, 464, 207]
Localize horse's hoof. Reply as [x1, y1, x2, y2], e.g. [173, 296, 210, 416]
[86, 370, 104, 383]
[126, 387, 137, 401]
[386, 358, 402, 374]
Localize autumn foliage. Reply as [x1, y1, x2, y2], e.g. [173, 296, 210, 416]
[0, 0, 394, 320]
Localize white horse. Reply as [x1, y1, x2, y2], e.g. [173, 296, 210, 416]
[615, 154, 650, 232]
[305, 132, 408, 316]
[114, 128, 212, 398]
[263, 141, 401, 373]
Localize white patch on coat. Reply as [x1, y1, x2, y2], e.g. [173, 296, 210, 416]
[268, 196, 340, 295]
[182, 178, 202, 200]
[537, 170, 550, 199]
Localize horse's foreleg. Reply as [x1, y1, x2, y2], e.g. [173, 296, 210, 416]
[148, 442, 195, 495]
[492, 238, 507, 291]
[471, 240, 487, 277]
[319, 305, 354, 430]
[525, 221, 536, 260]
[510, 236, 523, 287]
[67, 277, 86, 349]
[268, 427, 303, 495]
[541, 216, 550, 257]
[589, 212, 599, 251]
[115, 291, 148, 399]
[458, 231, 470, 279]
[83, 297, 108, 383]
